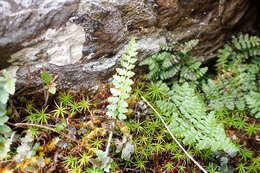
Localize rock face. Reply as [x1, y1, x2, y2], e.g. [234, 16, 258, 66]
[0, 0, 257, 89]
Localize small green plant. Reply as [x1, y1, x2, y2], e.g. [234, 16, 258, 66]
[69, 100, 81, 115]
[248, 157, 260, 173]
[95, 38, 137, 172]
[145, 81, 169, 101]
[35, 107, 50, 124]
[25, 106, 50, 124]
[59, 91, 74, 106]
[134, 158, 146, 171]
[64, 155, 79, 169]
[24, 111, 37, 123]
[0, 70, 16, 160]
[106, 38, 137, 121]
[206, 163, 219, 173]
[163, 161, 174, 172]
[239, 146, 253, 162]
[41, 71, 57, 94]
[165, 142, 179, 154]
[79, 96, 91, 113]
[52, 102, 67, 118]
[41, 71, 57, 106]
[177, 164, 187, 173]
[246, 122, 260, 137]
[224, 114, 247, 130]
[236, 162, 247, 173]
[140, 39, 207, 84]
[85, 166, 104, 173]
[78, 152, 92, 167]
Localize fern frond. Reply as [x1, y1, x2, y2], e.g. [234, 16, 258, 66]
[202, 78, 247, 111]
[180, 39, 199, 55]
[162, 54, 180, 68]
[160, 43, 172, 51]
[217, 34, 260, 72]
[107, 38, 137, 120]
[140, 38, 206, 83]
[156, 83, 237, 152]
[216, 45, 234, 70]
[245, 91, 260, 118]
[232, 34, 260, 58]
[160, 65, 180, 80]
[207, 34, 260, 114]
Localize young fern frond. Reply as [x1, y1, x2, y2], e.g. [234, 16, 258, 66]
[155, 82, 238, 152]
[107, 38, 137, 120]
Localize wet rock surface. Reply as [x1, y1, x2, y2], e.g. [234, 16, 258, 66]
[0, 0, 257, 89]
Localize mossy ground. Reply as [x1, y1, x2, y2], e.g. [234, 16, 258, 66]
[0, 73, 259, 173]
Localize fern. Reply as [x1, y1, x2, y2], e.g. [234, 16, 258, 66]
[140, 39, 207, 84]
[155, 82, 237, 152]
[0, 70, 16, 160]
[204, 34, 260, 117]
[216, 34, 260, 72]
[245, 91, 260, 118]
[232, 34, 260, 59]
[107, 38, 137, 120]
[202, 78, 247, 111]
[99, 38, 137, 171]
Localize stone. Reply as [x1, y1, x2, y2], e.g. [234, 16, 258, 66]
[0, 0, 79, 68]
[10, 23, 85, 66]
[0, 0, 257, 90]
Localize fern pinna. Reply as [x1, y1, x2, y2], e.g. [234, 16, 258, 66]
[203, 34, 260, 117]
[140, 39, 207, 84]
[155, 82, 237, 153]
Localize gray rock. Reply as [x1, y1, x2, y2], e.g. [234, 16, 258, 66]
[0, 0, 257, 90]
[0, 0, 79, 68]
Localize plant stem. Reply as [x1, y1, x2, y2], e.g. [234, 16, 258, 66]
[10, 122, 78, 143]
[141, 95, 208, 173]
[44, 89, 49, 107]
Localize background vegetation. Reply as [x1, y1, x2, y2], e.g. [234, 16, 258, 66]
[0, 34, 259, 173]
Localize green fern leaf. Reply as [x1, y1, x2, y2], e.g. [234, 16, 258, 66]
[245, 91, 260, 118]
[156, 82, 237, 152]
[140, 38, 206, 83]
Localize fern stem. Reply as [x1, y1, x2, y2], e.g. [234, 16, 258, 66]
[141, 95, 208, 173]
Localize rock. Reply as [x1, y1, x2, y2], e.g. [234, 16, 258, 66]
[0, 0, 79, 68]
[10, 23, 85, 66]
[0, 0, 257, 90]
